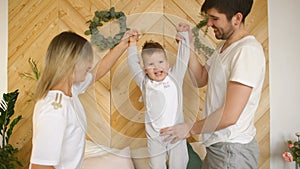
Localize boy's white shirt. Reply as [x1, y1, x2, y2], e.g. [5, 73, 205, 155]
[144, 76, 178, 130]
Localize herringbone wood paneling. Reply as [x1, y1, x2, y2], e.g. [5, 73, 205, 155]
[8, 0, 269, 168]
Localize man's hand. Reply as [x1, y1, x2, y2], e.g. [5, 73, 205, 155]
[160, 123, 193, 144]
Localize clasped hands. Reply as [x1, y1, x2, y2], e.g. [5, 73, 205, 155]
[122, 22, 192, 45]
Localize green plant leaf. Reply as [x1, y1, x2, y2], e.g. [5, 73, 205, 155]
[196, 17, 208, 28]
[0, 101, 7, 125]
[85, 7, 129, 51]
[28, 58, 40, 80]
[84, 30, 91, 35]
[5, 91, 18, 122]
[18, 72, 35, 80]
[192, 16, 214, 60]
[110, 7, 116, 18]
[0, 90, 23, 168]
[0, 144, 22, 168]
[93, 16, 99, 22]
[6, 115, 22, 144]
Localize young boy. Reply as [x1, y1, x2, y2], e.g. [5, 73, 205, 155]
[127, 30, 190, 169]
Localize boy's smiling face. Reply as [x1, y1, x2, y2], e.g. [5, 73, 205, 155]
[143, 51, 169, 82]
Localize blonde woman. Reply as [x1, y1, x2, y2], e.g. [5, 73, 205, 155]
[30, 31, 134, 169]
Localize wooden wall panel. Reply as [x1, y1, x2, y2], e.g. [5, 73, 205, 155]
[8, 0, 59, 167]
[8, 0, 269, 168]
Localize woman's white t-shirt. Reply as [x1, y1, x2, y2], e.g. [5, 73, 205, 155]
[30, 73, 93, 169]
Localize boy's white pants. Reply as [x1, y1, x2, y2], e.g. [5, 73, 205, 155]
[147, 134, 188, 169]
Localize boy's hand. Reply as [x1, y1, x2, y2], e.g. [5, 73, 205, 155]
[176, 22, 190, 32]
[175, 23, 193, 44]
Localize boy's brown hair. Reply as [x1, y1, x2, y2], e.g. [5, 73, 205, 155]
[141, 41, 167, 59]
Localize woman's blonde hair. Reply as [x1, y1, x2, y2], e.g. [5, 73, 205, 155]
[34, 31, 93, 100]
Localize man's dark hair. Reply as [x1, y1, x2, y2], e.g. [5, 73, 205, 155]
[141, 41, 167, 58]
[201, 0, 253, 22]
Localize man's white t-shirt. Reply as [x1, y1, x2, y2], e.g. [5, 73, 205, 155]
[202, 36, 266, 146]
[30, 73, 93, 169]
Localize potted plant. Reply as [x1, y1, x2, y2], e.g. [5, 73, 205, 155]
[282, 132, 300, 169]
[0, 89, 23, 168]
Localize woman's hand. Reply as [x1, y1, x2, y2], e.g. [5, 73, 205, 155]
[160, 123, 193, 144]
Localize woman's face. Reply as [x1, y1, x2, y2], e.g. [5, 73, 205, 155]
[73, 57, 93, 83]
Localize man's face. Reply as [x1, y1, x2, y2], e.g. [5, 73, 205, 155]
[206, 8, 235, 40]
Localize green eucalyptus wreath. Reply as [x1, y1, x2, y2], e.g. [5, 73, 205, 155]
[192, 17, 215, 60]
[85, 7, 129, 50]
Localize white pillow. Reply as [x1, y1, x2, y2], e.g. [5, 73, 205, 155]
[82, 141, 134, 169]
